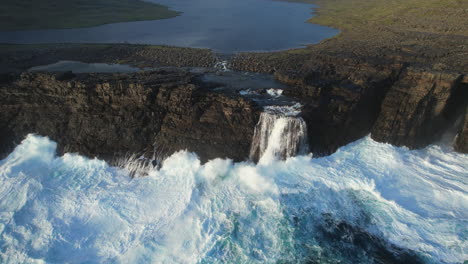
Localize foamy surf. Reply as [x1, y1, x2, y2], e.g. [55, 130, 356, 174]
[0, 134, 466, 263]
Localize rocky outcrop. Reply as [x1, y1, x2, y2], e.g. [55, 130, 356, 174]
[371, 69, 467, 148]
[0, 70, 260, 163]
[268, 60, 405, 156]
[232, 52, 468, 154]
[0, 44, 219, 73]
[279, 65, 468, 154]
[0, 53, 466, 164]
[454, 108, 468, 153]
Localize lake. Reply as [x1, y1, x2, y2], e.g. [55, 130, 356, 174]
[0, 0, 338, 53]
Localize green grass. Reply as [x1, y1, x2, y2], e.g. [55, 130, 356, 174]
[0, 0, 181, 31]
[309, 0, 468, 35]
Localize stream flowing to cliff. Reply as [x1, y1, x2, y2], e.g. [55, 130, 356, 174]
[0, 134, 467, 264]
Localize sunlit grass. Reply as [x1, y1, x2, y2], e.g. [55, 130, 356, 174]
[309, 0, 467, 35]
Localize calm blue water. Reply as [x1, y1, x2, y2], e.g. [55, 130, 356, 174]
[0, 0, 338, 53]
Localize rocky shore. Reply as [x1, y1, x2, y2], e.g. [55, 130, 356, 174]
[0, 70, 259, 163]
[0, 44, 218, 73]
[0, 65, 466, 163]
[258, 58, 468, 156]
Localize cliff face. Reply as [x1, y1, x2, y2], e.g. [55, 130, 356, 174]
[0, 70, 260, 163]
[0, 65, 466, 164]
[280, 67, 467, 154]
[232, 52, 468, 154]
[371, 69, 467, 148]
[272, 60, 405, 155]
[454, 107, 468, 154]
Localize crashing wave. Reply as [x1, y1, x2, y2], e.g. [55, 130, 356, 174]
[0, 134, 466, 263]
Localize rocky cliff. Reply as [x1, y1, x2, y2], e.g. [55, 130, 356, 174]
[454, 105, 468, 154]
[231, 52, 467, 154]
[0, 64, 466, 164]
[0, 70, 260, 163]
[270, 58, 405, 156]
[371, 69, 468, 148]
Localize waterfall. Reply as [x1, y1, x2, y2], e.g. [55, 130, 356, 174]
[250, 105, 309, 164]
[214, 60, 230, 72]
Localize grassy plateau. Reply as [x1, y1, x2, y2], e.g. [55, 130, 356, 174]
[310, 0, 467, 36]
[0, 0, 180, 31]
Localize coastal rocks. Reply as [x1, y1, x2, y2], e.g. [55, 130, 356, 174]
[0, 44, 218, 73]
[232, 52, 468, 154]
[0, 70, 259, 163]
[454, 109, 468, 153]
[0, 64, 466, 164]
[371, 69, 467, 149]
[269, 60, 404, 156]
[153, 84, 259, 162]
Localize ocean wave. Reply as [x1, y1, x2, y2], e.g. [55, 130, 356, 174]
[0, 134, 466, 263]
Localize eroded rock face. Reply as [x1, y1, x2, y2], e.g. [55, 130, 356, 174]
[0, 70, 260, 163]
[0, 64, 466, 164]
[271, 60, 405, 156]
[371, 69, 467, 149]
[233, 52, 468, 154]
[454, 109, 468, 153]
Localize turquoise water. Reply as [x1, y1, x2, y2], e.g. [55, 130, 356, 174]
[0, 135, 466, 263]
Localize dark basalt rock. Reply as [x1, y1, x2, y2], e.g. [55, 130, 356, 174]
[0, 70, 260, 163]
[454, 109, 468, 153]
[0, 44, 219, 73]
[2, 42, 467, 158]
[271, 60, 406, 156]
[371, 69, 468, 149]
[232, 52, 468, 154]
[0, 59, 466, 164]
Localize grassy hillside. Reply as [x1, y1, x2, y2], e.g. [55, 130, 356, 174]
[310, 0, 467, 36]
[0, 0, 180, 31]
[230, 0, 467, 74]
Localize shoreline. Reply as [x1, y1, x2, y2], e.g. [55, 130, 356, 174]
[0, 0, 467, 162]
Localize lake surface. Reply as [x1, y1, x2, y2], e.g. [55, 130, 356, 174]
[0, 0, 338, 53]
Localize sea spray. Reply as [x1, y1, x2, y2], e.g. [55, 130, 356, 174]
[0, 134, 466, 263]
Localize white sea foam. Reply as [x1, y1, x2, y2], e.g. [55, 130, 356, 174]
[0, 134, 467, 263]
[266, 88, 283, 97]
